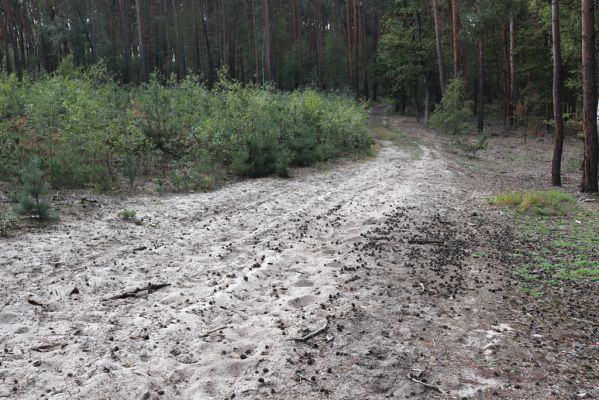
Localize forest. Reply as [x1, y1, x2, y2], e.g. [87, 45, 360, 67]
[0, 1, 598, 399]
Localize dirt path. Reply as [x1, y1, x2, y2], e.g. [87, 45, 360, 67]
[0, 113, 593, 399]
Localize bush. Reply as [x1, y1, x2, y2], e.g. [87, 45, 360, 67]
[232, 133, 289, 178]
[431, 78, 473, 138]
[0, 69, 371, 194]
[15, 157, 52, 220]
[488, 190, 574, 215]
[120, 209, 137, 220]
[0, 206, 15, 237]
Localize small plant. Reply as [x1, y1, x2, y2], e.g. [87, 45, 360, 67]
[232, 133, 290, 178]
[15, 157, 52, 221]
[121, 209, 137, 220]
[0, 206, 15, 237]
[122, 154, 139, 188]
[488, 190, 574, 215]
[456, 134, 488, 158]
[431, 78, 473, 139]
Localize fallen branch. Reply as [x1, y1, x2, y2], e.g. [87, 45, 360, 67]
[408, 239, 445, 245]
[32, 343, 67, 352]
[199, 325, 229, 338]
[294, 322, 329, 342]
[297, 374, 316, 385]
[103, 283, 171, 301]
[407, 374, 447, 396]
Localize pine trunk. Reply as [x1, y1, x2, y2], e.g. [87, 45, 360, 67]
[135, 0, 148, 81]
[263, 0, 271, 82]
[432, 0, 445, 92]
[551, 0, 564, 186]
[450, 0, 460, 78]
[477, 39, 484, 133]
[581, 0, 599, 192]
[502, 23, 511, 129]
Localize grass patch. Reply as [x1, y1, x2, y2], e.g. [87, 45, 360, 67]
[488, 190, 574, 215]
[369, 115, 423, 160]
[508, 206, 599, 296]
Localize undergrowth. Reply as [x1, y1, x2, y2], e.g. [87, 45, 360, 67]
[488, 190, 574, 215]
[0, 61, 372, 196]
[491, 190, 599, 296]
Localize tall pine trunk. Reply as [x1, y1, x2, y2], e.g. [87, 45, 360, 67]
[432, 0, 445, 93]
[502, 23, 511, 129]
[118, 0, 132, 83]
[450, 0, 460, 78]
[551, 0, 565, 186]
[171, 0, 185, 80]
[263, 0, 272, 82]
[477, 39, 484, 133]
[581, 0, 599, 192]
[135, 0, 148, 81]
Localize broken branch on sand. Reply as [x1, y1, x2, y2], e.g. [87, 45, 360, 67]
[103, 283, 171, 301]
[408, 239, 445, 245]
[294, 322, 329, 342]
[199, 326, 229, 338]
[407, 374, 447, 396]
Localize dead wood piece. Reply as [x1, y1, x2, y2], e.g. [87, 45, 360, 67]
[294, 322, 329, 342]
[32, 343, 67, 352]
[297, 374, 316, 385]
[103, 283, 171, 301]
[27, 298, 45, 307]
[408, 239, 445, 245]
[199, 326, 229, 338]
[407, 374, 447, 396]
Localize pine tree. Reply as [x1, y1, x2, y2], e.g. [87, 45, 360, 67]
[15, 158, 52, 221]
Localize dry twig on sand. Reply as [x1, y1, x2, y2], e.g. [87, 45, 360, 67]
[407, 373, 447, 396]
[199, 326, 229, 338]
[293, 322, 329, 342]
[103, 283, 171, 301]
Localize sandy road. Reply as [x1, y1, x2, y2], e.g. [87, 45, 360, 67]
[1, 115, 524, 399]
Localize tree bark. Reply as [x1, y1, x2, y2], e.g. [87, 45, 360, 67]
[251, 0, 259, 83]
[477, 39, 484, 133]
[171, 0, 185, 80]
[135, 0, 148, 81]
[450, 0, 460, 78]
[509, 14, 515, 107]
[263, 0, 271, 82]
[581, 0, 599, 192]
[89, 0, 98, 64]
[502, 23, 511, 129]
[190, 0, 201, 72]
[551, 0, 565, 186]
[432, 0, 445, 93]
[201, 0, 214, 86]
[118, 0, 132, 83]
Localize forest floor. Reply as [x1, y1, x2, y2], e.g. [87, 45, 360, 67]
[0, 107, 598, 400]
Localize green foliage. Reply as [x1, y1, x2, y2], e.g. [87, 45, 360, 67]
[120, 209, 137, 220]
[232, 133, 289, 178]
[488, 190, 574, 215]
[455, 134, 489, 158]
[122, 154, 139, 188]
[0, 69, 370, 194]
[510, 207, 599, 296]
[15, 157, 52, 221]
[431, 79, 473, 138]
[0, 206, 15, 237]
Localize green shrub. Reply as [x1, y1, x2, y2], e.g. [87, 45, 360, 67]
[0, 69, 371, 193]
[232, 133, 289, 178]
[15, 157, 52, 221]
[120, 209, 137, 220]
[488, 190, 574, 215]
[0, 206, 15, 237]
[431, 78, 473, 138]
